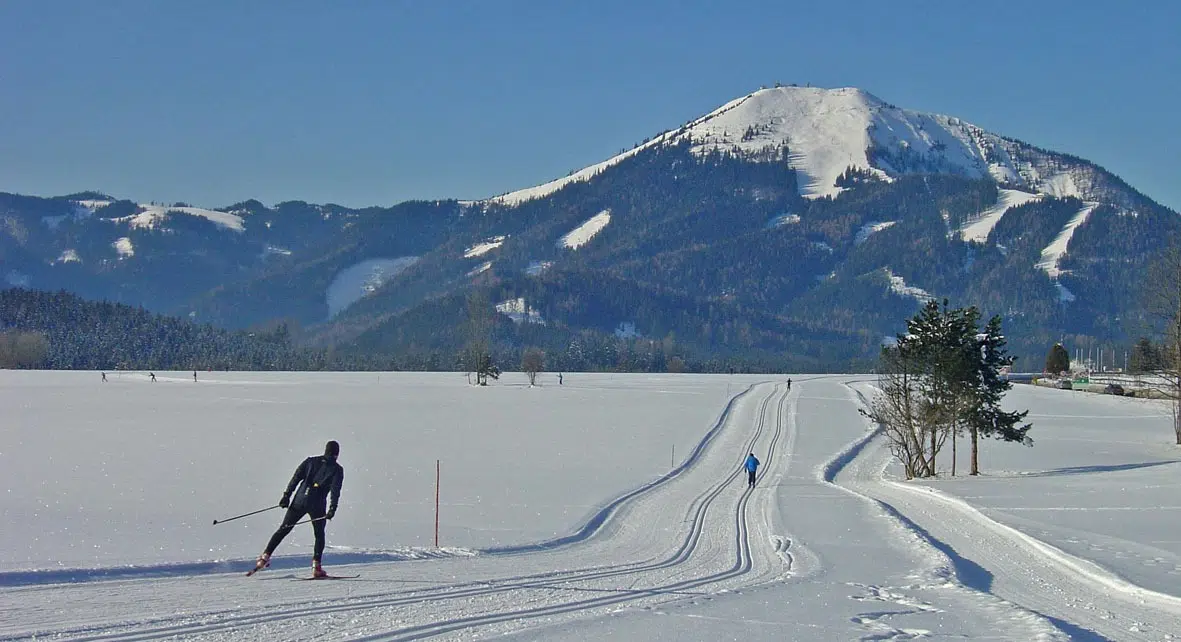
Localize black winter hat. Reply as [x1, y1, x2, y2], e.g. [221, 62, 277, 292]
[325, 440, 340, 458]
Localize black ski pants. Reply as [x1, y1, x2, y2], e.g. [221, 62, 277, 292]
[747, 469, 757, 487]
[264, 505, 327, 561]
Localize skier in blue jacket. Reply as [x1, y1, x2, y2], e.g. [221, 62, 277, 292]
[744, 453, 760, 488]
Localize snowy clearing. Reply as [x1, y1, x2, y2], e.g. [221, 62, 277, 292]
[525, 260, 553, 275]
[558, 209, 611, 250]
[495, 297, 545, 324]
[854, 220, 896, 245]
[463, 236, 506, 259]
[3, 373, 1181, 641]
[958, 189, 1041, 243]
[112, 236, 134, 258]
[1036, 203, 1099, 279]
[884, 268, 933, 303]
[55, 249, 81, 264]
[325, 257, 419, 318]
[466, 261, 492, 277]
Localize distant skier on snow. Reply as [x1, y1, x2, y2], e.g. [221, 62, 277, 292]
[250, 440, 345, 578]
[744, 453, 760, 488]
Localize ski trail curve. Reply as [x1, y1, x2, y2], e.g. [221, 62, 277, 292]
[836, 380, 1181, 641]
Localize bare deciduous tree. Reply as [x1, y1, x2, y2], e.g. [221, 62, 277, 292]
[1144, 242, 1181, 444]
[521, 347, 544, 386]
[862, 344, 940, 479]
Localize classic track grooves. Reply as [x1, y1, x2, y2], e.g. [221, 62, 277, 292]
[12, 382, 792, 642]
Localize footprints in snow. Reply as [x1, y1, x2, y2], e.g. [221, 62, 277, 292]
[770, 536, 794, 572]
[848, 582, 939, 641]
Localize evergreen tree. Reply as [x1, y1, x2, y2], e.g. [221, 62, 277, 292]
[966, 315, 1032, 474]
[1129, 337, 1162, 373]
[1044, 343, 1070, 375]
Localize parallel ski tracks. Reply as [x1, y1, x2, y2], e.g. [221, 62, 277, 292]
[10, 382, 793, 642]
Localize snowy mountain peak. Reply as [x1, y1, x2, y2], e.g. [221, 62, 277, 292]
[488, 85, 1139, 209]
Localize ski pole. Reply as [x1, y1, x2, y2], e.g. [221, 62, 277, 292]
[294, 515, 329, 526]
[212, 505, 280, 525]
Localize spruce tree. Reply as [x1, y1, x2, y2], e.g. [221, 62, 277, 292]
[1044, 343, 1070, 375]
[966, 315, 1032, 474]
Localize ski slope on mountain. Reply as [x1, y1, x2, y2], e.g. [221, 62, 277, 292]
[3, 373, 1180, 641]
[1037, 203, 1100, 278]
[489, 86, 1113, 207]
[958, 188, 1042, 243]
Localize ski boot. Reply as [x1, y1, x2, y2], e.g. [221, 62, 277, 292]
[312, 560, 328, 579]
[246, 552, 270, 576]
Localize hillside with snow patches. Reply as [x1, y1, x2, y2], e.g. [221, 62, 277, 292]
[4, 83, 1172, 367]
[489, 86, 1135, 208]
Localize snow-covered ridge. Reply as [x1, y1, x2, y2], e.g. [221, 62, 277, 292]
[113, 204, 245, 233]
[559, 209, 611, 250]
[489, 93, 754, 206]
[487, 86, 1133, 208]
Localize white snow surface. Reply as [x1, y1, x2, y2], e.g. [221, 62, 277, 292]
[558, 209, 611, 249]
[854, 220, 897, 245]
[885, 268, 933, 303]
[495, 297, 545, 324]
[114, 204, 245, 232]
[958, 189, 1042, 243]
[488, 86, 1108, 207]
[6, 373, 1181, 641]
[765, 212, 800, 229]
[112, 236, 134, 258]
[1036, 203, 1099, 279]
[467, 260, 492, 277]
[325, 257, 419, 318]
[56, 249, 81, 264]
[464, 236, 506, 258]
[525, 260, 553, 275]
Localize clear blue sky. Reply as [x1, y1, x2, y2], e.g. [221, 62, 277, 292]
[2, 0, 1178, 211]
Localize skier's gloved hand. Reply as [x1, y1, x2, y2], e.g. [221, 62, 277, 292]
[326, 506, 336, 520]
[279, 495, 290, 509]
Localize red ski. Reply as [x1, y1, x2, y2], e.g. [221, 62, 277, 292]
[296, 574, 359, 580]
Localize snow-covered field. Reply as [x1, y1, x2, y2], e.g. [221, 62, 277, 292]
[3, 372, 1180, 641]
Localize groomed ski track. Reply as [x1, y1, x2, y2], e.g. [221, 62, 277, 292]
[2, 382, 795, 641]
[838, 380, 1181, 641]
[5, 377, 1181, 640]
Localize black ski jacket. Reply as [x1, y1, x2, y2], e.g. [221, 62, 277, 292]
[284, 455, 344, 515]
